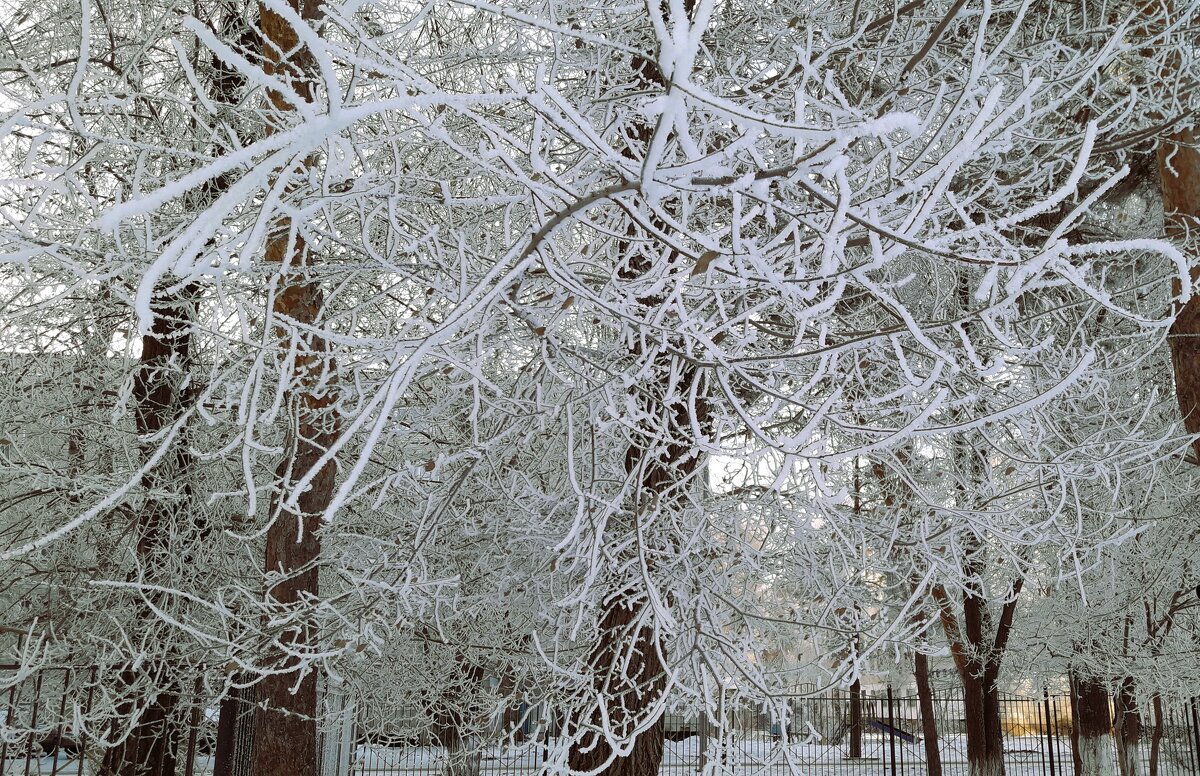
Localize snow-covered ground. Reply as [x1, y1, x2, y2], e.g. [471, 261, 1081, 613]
[7, 733, 1194, 775]
[338, 733, 1196, 775]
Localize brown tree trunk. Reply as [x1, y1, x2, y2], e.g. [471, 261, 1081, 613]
[1147, 696, 1164, 776]
[961, 667, 1005, 776]
[1070, 671, 1114, 776]
[213, 682, 256, 776]
[429, 654, 485, 776]
[964, 592, 1004, 776]
[1114, 677, 1141, 776]
[249, 2, 337, 776]
[566, 579, 669, 775]
[100, 669, 180, 776]
[100, 288, 198, 776]
[564, 4, 706, 775]
[938, 574, 1017, 776]
[915, 651, 943, 776]
[849, 678, 863, 758]
[1162, 128, 1200, 453]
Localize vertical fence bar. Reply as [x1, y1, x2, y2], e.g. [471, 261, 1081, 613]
[47, 668, 69, 776]
[1044, 691, 1057, 776]
[76, 666, 97, 776]
[887, 688, 897, 776]
[1055, 695, 1069, 776]
[0, 671, 19, 776]
[1185, 700, 1195, 776]
[1037, 693, 1048, 776]
[23, 670, 43, 776]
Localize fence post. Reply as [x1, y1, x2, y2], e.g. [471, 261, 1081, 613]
[698, 711, 710, 775]
[887, 687, 897, 776]
[1044, 690, 1057, 776]
[1190, 697, 1200, 774]
[24, 671, 43, 774]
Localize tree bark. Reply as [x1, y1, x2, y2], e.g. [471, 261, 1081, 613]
[564, 4, 705, 775]
[249, 2, 337, 776]
[566, 583, 669, 775]
[1162, 127, 1200, 455]
[915, 651, 943, 776]
[99, 669, 180, 776]
[429, 654, 485, 776]
[1148, 696, 1164, 776]
[1070, 671, 1114, 776]
[1114, 677, 1141, 776]
[849, 678, 863, 758]
[934, 574, 1018, 776]
[213, 683, 256, 776]
[99, 289, 198, 776]
[960, 666, 1005, 776]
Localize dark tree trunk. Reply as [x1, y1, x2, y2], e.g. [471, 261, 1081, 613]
[429, 656, 485, 776]
[1162, 128, 1200, 454]
[1114, 677, 1141, 776]
[963, 591, 1003, 776]
[1148, 696, 1164, 776]
[942, 576, 1017, 776]
[1070, 670, 1114, 776]
[1156, 42, 1198, 776]
[563, 3, 706, 774]
[961, 667, 1005, 776]
[213, 683, 256, 776]
[849, 679, 863, 758]
[99, 669, 180, 776]
[249, 2, 336, 776]
[566, 578, 669, 775]
[915, 651, 943, 776]
[100, 288, 198, 776]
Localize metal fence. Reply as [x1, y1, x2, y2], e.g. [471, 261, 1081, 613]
[676, 689, 1200, 776]
[333, 688, 1200, 776]
[0, 665, 215, 776]
[3, 664, 1200, 776]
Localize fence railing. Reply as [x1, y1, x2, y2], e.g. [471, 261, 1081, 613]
[2, 665, 1199, 776]
[0, 665, 217, 776]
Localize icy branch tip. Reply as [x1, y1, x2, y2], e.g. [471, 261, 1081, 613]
[134, 276, 160, 335]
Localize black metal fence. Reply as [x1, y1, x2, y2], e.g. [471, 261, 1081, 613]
[681, 688, 1200, 776]
[2, 664, 1200, 776]
[0, 665, 214, 776]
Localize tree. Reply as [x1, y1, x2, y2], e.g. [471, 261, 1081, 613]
[4, 3, 1200, 776]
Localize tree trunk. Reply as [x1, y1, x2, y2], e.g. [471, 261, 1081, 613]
[429, 656, 485, 776]
[99, 669, 180, 776]
[1155, 38, 1197, 776]
[849, 678, 863, 758]
[915, 651, 943, 776]
[442, 732, 484, 776]
[961, 668, 1005, 776]
[1162, 128, 1200, 452]
[1114, 677, 1141, 776]
[564, 4, 706, 774]
[955, 584, 1009, 776]
[213, 683, 256, 776]
[100, 288, 197, 776]
[1160, 118, 1200, 776]
[1148, 696, 1163, 776]
[566, 592, 668, 775]
[249, 2, 336, 776]
[1070, 671, 1115, 776]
